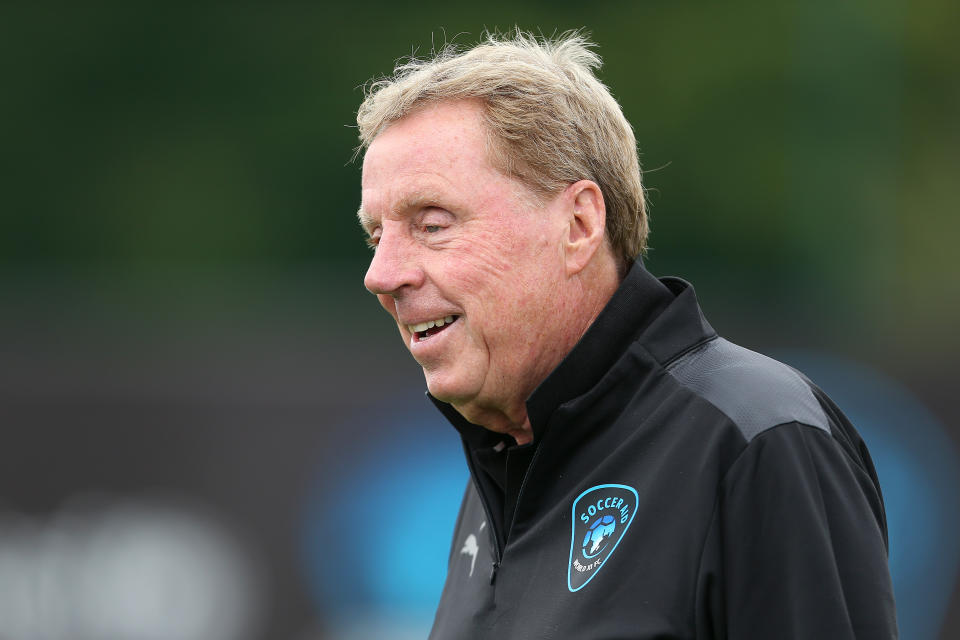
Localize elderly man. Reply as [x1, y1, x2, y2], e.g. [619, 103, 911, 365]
[356, 32, 897, 639]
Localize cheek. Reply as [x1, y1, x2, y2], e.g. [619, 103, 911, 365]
[458, 262, 553, 332]
[451, 256, 517, 318]
[431, 237, 513, 302]
[456, 227, 551, 287]
[440, 220, 564, 320]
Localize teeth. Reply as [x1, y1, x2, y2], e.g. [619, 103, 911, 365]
[408, 315, 456, 334]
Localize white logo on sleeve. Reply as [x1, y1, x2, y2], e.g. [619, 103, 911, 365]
[460, 521, 486, 577]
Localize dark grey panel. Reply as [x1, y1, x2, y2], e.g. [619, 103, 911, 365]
[666, 338, 829, 441]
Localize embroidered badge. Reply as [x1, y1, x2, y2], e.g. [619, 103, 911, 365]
[567, 483, 638, 592]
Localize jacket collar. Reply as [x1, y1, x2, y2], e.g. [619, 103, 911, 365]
[429, 260, 716, 446]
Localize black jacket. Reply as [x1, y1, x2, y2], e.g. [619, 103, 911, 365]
[428, 262, 897, 639]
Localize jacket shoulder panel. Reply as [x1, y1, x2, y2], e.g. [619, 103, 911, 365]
[666, 338, 829, 441]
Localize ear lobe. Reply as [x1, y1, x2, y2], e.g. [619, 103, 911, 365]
[564, 180, 607, 275]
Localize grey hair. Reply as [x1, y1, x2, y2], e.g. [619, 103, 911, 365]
[356, 30, 648, 262]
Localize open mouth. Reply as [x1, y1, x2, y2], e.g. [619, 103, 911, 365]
[408, 315, 459, 342]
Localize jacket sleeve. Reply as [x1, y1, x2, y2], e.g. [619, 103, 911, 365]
[696, 421, 898, 639]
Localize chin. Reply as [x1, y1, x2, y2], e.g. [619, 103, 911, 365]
[423, 370, 478, 406]
[424, 380, 468, 405]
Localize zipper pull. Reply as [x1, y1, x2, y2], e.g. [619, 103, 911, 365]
[489, 561, 499, 585]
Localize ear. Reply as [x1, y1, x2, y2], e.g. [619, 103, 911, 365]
[563, 180, 607, 276]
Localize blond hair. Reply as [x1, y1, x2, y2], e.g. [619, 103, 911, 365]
[356, 30, 648, 262]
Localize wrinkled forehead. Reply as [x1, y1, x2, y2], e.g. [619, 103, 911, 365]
[362, 101, 490, 176]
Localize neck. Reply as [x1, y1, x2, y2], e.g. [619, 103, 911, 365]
[568, 251, 623, 344]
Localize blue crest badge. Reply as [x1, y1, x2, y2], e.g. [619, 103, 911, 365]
[567, 483, 638, 592]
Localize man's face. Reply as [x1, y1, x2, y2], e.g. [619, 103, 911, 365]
[360, 100, 573, 431]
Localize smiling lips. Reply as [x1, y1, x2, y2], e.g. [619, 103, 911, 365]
[407, 315, 459, 341]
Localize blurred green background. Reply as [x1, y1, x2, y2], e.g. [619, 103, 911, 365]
[3, 1, 957, 356]
[1, 2, 957, 639]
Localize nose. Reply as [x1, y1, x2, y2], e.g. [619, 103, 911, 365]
[363, 226, 424, 296]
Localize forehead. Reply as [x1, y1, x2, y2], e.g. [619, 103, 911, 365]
[365, 100, 488, 174]
[359, 101, 503, 219]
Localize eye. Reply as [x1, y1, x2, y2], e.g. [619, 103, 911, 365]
[418, 208, 453, 235]
[414, 207, 454, 240]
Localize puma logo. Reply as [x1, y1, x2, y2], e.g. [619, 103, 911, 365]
[460, 521, 486, 577]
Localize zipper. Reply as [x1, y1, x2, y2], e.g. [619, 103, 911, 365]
[506, 440, 547, 542]
[461, 441, 503, 585]
[460, 436, 548, 585]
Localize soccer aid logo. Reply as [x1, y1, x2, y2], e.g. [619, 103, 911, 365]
[567, 484, 638, 592]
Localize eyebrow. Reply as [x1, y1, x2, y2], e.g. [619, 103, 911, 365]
[356, 205, 373, 231]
